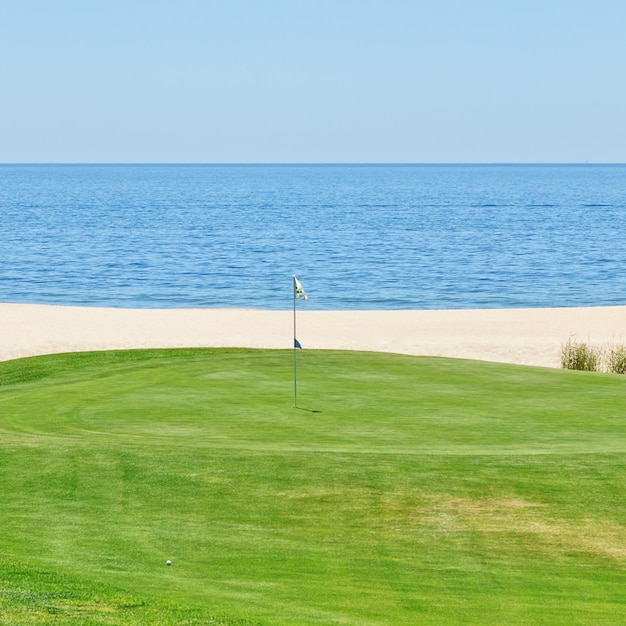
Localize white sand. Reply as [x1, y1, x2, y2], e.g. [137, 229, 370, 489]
[1, 303, 625, 368]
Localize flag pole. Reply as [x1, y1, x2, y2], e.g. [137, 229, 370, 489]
[292, 276, 308, 408]
[293, 279, 297, 407]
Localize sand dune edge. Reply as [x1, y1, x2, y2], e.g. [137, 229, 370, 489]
[2, 303, 625, 368]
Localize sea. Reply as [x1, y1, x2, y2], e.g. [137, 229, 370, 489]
[1, 163, 625, 310]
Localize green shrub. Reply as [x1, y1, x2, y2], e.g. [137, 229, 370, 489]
[561, 338, 600, 371]
[607, 344, 626, 375]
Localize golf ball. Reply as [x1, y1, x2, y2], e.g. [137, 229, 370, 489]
[166, 560, 172, 566]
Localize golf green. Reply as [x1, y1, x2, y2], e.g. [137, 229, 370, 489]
[1, 348, 626, 625]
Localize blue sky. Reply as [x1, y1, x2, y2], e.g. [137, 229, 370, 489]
[1, 1, 624, 163]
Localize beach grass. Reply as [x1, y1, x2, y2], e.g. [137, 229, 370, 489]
[607, 344, 626, 375]
[1, 348, 626, 625]
[561, 338, 626, 374]
[560, 337, 601, 371]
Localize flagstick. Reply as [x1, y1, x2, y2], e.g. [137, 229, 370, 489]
[293, 283, 298, 407]
[292, 275, 307, 408]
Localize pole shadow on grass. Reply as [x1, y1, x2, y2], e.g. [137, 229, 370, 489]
[295, 405, 321, 413]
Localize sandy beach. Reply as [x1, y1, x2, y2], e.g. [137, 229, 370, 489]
[1, 303, 625, 368]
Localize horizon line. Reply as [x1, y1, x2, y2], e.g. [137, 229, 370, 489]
[1, 161, 625, 166]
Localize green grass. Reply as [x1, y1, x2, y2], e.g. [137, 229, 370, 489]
[1, 348, 626, 625]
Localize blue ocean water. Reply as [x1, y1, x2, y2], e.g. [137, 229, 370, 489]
[1, 164, 625, 310]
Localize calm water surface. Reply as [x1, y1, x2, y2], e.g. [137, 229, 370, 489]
[1, 164, 625, 310]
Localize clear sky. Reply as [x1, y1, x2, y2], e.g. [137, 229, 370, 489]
[1, 0, 624, 163]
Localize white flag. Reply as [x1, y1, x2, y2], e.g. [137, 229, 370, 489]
[293, 276, 308, 300]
